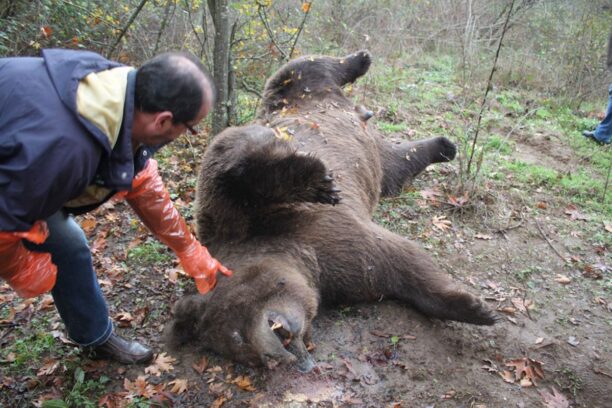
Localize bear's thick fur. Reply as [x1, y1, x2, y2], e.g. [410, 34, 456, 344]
[166, 50, 497, 372]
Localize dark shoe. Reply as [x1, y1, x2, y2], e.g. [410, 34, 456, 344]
[582, 130, 605, 145]
[86, 333, 154, 364]
[582, 130, 596, 138]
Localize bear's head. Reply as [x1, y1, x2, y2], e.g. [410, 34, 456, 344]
[166, 254, 320, 372]
[259, 50, 371, 114]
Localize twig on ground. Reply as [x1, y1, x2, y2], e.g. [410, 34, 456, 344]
[593, 367, 612, 379]
[533, 217, 568, 264]
[603, 152, 611, 203]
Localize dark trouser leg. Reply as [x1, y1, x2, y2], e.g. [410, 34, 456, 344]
[25, 210, 112, 346]
[594, 83, 612, 144]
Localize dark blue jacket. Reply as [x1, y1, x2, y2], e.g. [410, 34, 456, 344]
[0, 49, 146, 231]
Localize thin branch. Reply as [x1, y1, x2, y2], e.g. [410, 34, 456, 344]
[240, 78, 263, 99]
[288, 1, 312, 60]
[534, 217, 568, 264]
[107, 0, 149, 58]
[183, 0, 205, 53]
[257, 4, 288, 60]
[603, 148, 611, 203]
[466, 0, 515, 175]
[153, 0, 176, 54]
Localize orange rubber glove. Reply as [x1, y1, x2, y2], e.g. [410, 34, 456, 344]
[122, 159, 232, 293]
[0, 221, 57, 298]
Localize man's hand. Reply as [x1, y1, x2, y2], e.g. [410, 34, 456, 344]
[177, 242, 232, 294]
[124, 159, 232, 293]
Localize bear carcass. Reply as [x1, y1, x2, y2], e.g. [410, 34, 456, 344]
[166, 50, 497, 372]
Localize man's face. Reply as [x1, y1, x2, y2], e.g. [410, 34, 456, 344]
[132, 80, 214, 147]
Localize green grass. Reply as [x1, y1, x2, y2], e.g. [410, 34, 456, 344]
[8, 335, 54, 367]
[378, 122, 408, 133]
[127, 240, 173, 265]
[484, 134, 515, 155]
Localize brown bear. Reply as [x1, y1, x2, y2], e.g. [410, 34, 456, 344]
[166, 50, 497, 372]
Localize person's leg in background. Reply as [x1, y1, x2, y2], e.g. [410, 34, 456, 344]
[593, 83, 612, 144]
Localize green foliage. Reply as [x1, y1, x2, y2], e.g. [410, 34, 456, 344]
[0, 0, 123, 57]
[127, 240, 173, 265]
[42, 368, 110, 408]
[5, 332, 56, 369]
[514, 266, 542, 283]
[378, 122, 408, 134]
[496, 92, 524, 114]
[484, 134, 514, 155]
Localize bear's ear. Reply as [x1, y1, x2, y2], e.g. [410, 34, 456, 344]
[333, 50, 372, 86]
[164, 294, 208, 349]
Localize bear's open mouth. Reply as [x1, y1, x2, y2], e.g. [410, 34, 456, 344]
[269, 317, 293, 347]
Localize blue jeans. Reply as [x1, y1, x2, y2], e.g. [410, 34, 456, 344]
[594, 83, 612, 144]
[24, 211, 112, 346]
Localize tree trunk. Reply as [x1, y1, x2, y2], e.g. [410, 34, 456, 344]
[207, 0, 231, 138]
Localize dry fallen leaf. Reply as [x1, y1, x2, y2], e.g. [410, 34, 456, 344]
[432, 215, 452, 232]
[419, 188, 442, 201]
[475, 233, 493, 240]
[564, 204, 588, 221]
[211, 396, 228, 408]
[447, 192, 469, 208]
[168, 379, 188, 394]
[114, 312, 133, 328]
[539, 386, 570, 408]
[604, 222, 612, 233]
[145, 353, 176, 377]
[505, 357, 544, 387]
[124, 375, 156, 398]
[232, 375, 256, 392]
[37, 359, 60, 376]
[37, 295, 55, 311]
[500, 370, 515, 383]
[0, 307, 16, 324]
[554, 275, 571, 285]
[192, 356, 209, 374]
[80, 218, 97, 234]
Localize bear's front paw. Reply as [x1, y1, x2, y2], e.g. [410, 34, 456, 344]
[315, 174, 341, 205]
[464, 297, 498, 326]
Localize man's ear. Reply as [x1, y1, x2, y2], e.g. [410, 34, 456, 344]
[153, 111, 174, 131]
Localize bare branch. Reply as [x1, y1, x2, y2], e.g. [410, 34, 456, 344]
[466, 0, 515, 176]
[107, 0, 149, 58]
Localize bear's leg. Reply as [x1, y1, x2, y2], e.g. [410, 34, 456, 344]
[378, 136, 457, 197]
[216, 128, 341, 207]
[376, 232, 497, 325]
[314, 217, 497, 325]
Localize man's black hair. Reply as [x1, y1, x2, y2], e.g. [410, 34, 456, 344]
[134, 52, 215, 123]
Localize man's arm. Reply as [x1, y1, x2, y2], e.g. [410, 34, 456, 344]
[121, 159, 231, 293]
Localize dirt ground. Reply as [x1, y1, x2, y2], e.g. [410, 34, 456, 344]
[1, 112, 611, 408]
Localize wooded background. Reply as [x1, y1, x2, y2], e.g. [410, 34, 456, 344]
[1, 0, 611, 135]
